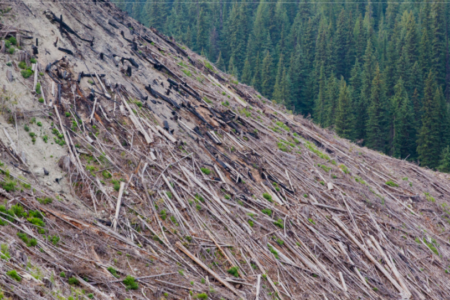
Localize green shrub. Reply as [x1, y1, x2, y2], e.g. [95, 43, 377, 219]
[102, 170, 112, 179]
[35, 83, 41, 94]
[6, 270, 21, 282]
[221, 100, 230, 107]
[263, 193, 273, 203]
[248, 219, 254, 227]
[261, 208, 272, 216]
[37, 197, 52, 204]
[21, 68, 33, 78]
[68, 277, 79, 285]
[107, 267, 119, 278]
[160, 210, 167, 221]
[224, 194, 231, 200]
[17, 232, 37, 247]
[8, 37, 17, 46]
[166, 191, 173, 199]
[273, 218, 284, 229]
[18, 61, 27, 69]
[30, 57, 37, 64]
[227, 266, 239, 277]
[123, 275, 138, 290]
[7, 47, 14, 54]
[0, 180, 16, 192]
[268, 244, 279, 259]
[50, 235, 60, 245]
[28, 217, 45, 228]
[200, 167, 211, 175]
[0, 244, 10, 260]
[60, 271, 66, 277]
[195, 294, 208, 299]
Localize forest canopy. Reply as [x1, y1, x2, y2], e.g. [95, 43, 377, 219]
[117, 0, 450, 170]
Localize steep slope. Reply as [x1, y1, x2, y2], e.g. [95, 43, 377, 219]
[0, 1, 449, 300]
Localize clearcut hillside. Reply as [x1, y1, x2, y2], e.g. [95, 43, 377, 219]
[0, 1, 449, 300]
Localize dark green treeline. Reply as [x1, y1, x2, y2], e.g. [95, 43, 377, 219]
[117, 0, 450, 171]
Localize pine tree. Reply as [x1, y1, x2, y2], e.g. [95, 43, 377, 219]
[251, 52, 262, 91]
[241, 58, 252, 84]
[216, 51, 225, 71]
[261, 51, 274, 97]
[417, 71, 442, 169]
[335, 9, 349, 79]
[314, 64, 326, 126]
[196, 8, 208, 53]
[272, 55, 284, 101]
[437, 146, 450, 172]
[366, 64, 387, 152]
[391, 77, 416, 159]
[289, 45, 307, 113]
[335, 78, 354, 139]
[324, 74, 339, 127]
[356, 39, 376, 141]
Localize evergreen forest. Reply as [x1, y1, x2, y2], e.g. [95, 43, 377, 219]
[117, 0, 450, 171]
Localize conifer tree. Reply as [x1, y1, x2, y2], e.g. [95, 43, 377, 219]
[241, 58, 252, 84]
[261, 51, 274, 97]
[417, 72, 441, 169]
[366, 64, 387, 152]
[437, 146, 450, 173]
[335, 79, 354, 139]
[314, 64, 326, 126]
[391, 78, 416, 159]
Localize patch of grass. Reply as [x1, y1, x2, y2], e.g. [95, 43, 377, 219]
[221, 100, 230, 107]
[203, 97, 212, 104]
[182, 69, 192, 77]
[227, 266, 239, 277]
[68, 277, 79, 285]
[200, 167, 211, 175]
[17, 232, 37, 247]
[385, 180, 399, 187]
[354, 176, 366, 185]
[160, 209, 167, 220]
[204, 61, 214, 72]
[263, 193, 273, 203]
[261, 208, 272, 216]
[318, 164, 331, 172]
[273, 218, 284, 229]
[275, 121, 290, 132]
[248, 219, 254, 227]
[0, 244, 10, 260]
[308, 218, 316, 225]
[0, 180, 16, 192]
[306, 141, 330, 160]
[166, 191, 173, 199]
[194, 293, 208, 299]
[60, 271, 66, 277]
[268, 244, 279, 259]
[35, 83, 41, 94]
[7, 47, 15, 54]
[37, 197, 52, 205]
[50, 235, 60, 245]
[424, 192, 435, 203]
[107, 266, 119, 278]
[42, 135, 48, 143]
[277, 142, 290, 153]
[30, 57, 37, 64]
[6, 270, 21, 282]
[423, 237, 439, 256]
[123, 275, 139, 290]
[339, 164, 349, 174]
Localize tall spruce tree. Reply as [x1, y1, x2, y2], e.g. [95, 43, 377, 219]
[366, 64, 387, 152]
[335, 79, 354, 139]
[417, 72, 442, 169]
